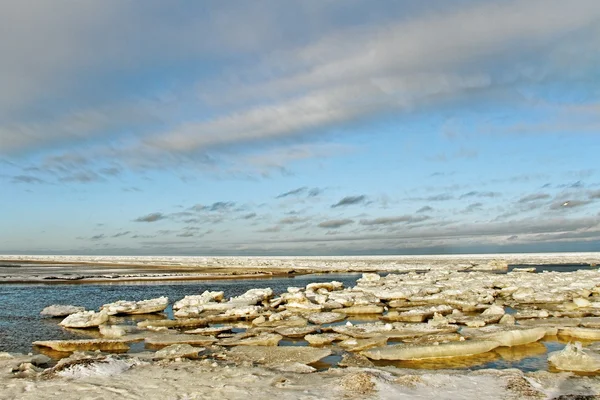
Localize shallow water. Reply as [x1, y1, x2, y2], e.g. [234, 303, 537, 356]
[1, 265, 598, 374]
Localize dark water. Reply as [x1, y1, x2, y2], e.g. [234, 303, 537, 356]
[507, 264, 598, 273]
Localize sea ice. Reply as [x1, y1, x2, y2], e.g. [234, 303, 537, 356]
[60, 310, 109, 328]
[40, 305, 85, 317]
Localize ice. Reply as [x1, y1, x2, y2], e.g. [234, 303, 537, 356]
[307, 312, 345, 324]
[99, 324, 128, 338]
[173, 291, 225, 309]
[461, 326, 549, 347]
[338, 336, 388, 352]
[40, 305, 85, 317]
[304, 333, 349, 346]
[55, 355, 138, 379]
[33, 339, 131, 352]
[184, 326, 233, 335]
[362, 339, 501, 360]
[138, 318, 207, 329]
[227, 345, 331, 365]
[275, 325, 319, 338]
[558, 326, 600, 340]
[334, 305, 384, 314]
[154, 344, 204, 360]
[548, 342, 600, 372]
[220, 333, 282, 346]
[383, 305, 453, 322]
[101, 296, 168, 315]
[306, 281, 344, 291]
[145, 334, 217, 348]
[59, 310, 109, 328]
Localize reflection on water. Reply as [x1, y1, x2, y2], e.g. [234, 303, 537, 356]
[494, 342, 547, 361]
[374, 351, 500, 370]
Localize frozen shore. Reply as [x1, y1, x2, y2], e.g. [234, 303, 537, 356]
[1, 252, 598, 283]
[2, 353, 600, 400]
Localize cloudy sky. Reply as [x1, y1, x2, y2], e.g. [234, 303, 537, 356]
[1, 0, 599, 256]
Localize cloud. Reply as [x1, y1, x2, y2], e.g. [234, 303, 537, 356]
[276, 186, 324, 200]
[549, 200, 592, 210]
[122, 186, 142, 192]
[279, 216, 309, 225]
[58, 170, 103, 183]
[518, 193, 551, 203]
[459, 191, 501, 199]
[331, 195, 367, 208]
[209, 202, 236, 212]
[134, 212, 167, 222]
[308, 188, 323, 197]
[177, 231, 196, 238]
[241, 212, 257, 219]
[11, 175, 45, 184]
[276, 187, 307, 198]
[359, 215, 430, 226]
[462, 202, 483, 213]
[111, 231, 131, 238]
[416, 206, 434, 213]
[1, 0, 597, 183]
[318, 219, 354, 229]
[257, 226, 281, 233]
[100, 167, 121, 176]
[426, 193, 453, 202]
[589, 190, 600, 199]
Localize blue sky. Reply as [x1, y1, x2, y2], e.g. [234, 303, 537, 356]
[1, 0, 599, 255]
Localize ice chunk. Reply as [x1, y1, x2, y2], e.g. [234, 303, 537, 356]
[33, 339, 130, 352]
[338, 336, 388, 352]
[304, 333, 349, 346]
[362, 339, 501, 360]
[184, 326, 233, 335]
[227, 345, 331, 365]
[40, 305, 85, 317]
[558, 327, 600, 340]
[307, 312, 345, 325]
[99, 324, 127, 338]
[60, 310, 109, 328]
[548, 342, 600, 372]
[306, 281, 344, 292]
[101, 296, 168, 315]
[481, 304, 505, 316]
[463, 326, 548, 347]
[138, 318, 207, 329]
[221, 333, 282, 346]
[154, 344, 203, 360]
[334, 305, 384, 314]
[573, 297, 592, 308]
[145, 334, 217, 348]
[275, 326, 319, 338]
[173, 291, 224, 310]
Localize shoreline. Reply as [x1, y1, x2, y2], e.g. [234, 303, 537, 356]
[1, 252, 598, 285]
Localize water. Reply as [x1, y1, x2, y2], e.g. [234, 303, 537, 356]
[1, 264, 597, 373]
[507, 264, 598, 273]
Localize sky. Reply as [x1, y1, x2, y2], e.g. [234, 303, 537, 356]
[0, 0, 599, 256]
